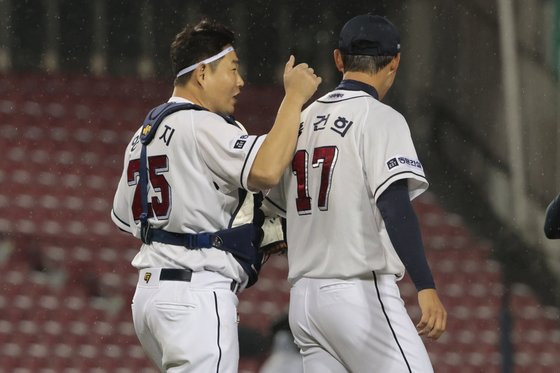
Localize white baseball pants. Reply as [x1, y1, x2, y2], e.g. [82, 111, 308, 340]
[289, 273, 433, 373]
[132, 268, 239, 372]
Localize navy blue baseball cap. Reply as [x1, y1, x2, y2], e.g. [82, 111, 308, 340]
[338, 14, 400, 56]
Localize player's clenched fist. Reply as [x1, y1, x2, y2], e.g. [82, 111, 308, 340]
[283, 55, 322, 105]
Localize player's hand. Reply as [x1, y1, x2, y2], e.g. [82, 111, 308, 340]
[416, 288, 447, 340]
[283, 55, 322, 105]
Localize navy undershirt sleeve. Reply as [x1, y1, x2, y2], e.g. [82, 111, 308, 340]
[376, 179, 435, 291]
[544, 194, 560, 239]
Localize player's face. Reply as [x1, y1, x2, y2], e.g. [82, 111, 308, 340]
[204, 50, 244, 115]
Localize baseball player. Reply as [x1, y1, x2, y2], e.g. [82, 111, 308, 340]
[545, 193, 560, 238]
[111, 19, 320, 372]
[264, 15, 446, 372]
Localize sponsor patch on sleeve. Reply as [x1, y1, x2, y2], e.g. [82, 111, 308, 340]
[386, 155, 423, 171]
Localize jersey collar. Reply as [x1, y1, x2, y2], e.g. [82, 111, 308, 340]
[168, 96, 193, 104]
[335, 79, 379, 100]
[167, 96, 238, 127]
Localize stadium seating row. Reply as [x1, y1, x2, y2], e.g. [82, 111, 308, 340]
[1, 73, 559, 372]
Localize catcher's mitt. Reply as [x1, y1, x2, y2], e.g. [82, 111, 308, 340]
[259, 216, 287, 256]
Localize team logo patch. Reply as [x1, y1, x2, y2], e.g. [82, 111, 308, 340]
[328, 93, 344, 99]
[142, 124, 152, 136]
[234, 139, 246, 149]
[386, 156, 423, 170]
[144, 272, 152, 283]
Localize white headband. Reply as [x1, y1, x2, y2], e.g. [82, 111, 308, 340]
[176, 46, 235, 78]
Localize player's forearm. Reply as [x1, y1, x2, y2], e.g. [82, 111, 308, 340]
[544, 194, 560, 239]
[248, 95, 303, 190]
[377, 180, 436, 291]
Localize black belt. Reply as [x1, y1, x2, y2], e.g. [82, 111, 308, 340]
[158, 268, 239, 292]
[159, 268, 193, 282]
[149, 229, 221, 248]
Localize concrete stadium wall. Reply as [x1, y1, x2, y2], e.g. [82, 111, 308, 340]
[394, 0, 560, 276]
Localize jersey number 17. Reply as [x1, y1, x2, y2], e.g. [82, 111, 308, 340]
[291, 146, 338, 215]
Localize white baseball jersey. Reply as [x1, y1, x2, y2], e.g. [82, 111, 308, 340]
[266, 87, 428, 284]
[111, 96, 265, 285]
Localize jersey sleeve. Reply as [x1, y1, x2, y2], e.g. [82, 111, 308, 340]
[194, 114, 265, 193]
[110, 129, 140, 236]
[111, 173, 135, 235]
[362, 109, 428, 202]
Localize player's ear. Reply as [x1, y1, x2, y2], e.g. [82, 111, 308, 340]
[193, 64, 207, 87]
[333, 49, 344, 73]
[388, 53, 400, 75]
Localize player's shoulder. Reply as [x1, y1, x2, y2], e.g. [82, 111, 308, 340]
[162, 107, 241, 136]
[163, 106, 221, 123]
[365, 97, 404, 120]
[354, 100, 410, 142]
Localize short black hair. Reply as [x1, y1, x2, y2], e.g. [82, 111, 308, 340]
[170, 18, 235, 86]
[342, 54, 394, 74]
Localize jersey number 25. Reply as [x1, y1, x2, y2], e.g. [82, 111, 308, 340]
[291, 146, 338, 215]
[127, 155, 171, 221]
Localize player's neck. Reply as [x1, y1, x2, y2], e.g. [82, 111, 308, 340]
[342, 68, 394, 101]
[342, 71, 383, 99]
[171, 84, 207, 108]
